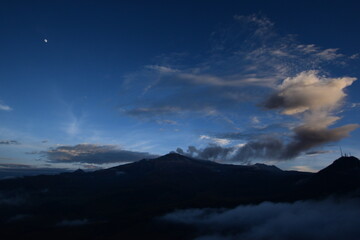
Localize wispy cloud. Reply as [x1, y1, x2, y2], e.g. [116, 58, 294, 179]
[62, 112, 82, 137]
[305, 150, 332, 156]
[156, 119, 178, 125]
[251, 116, 260, 124]
[121, 14, 352, 121]
[0, 101, 12, 111]
[0, 163, 31, 169]
[121, 106, 182, 117]
[233, 14, 274, 37]
[351, 103, 360, 108]
[146, 65, 180, 73]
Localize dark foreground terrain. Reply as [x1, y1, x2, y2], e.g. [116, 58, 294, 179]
[1, 153, 360, 239]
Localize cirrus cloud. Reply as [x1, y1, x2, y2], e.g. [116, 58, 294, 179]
[121, 14, 352, 120]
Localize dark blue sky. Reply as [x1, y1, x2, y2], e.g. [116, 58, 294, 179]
[1, 0, 360, 172]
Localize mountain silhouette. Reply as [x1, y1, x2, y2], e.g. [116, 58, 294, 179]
[319, 156, 360, 174]
[304, 156, 360, 195]
[0, 153, 359, 239]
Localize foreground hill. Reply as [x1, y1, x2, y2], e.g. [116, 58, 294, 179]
[0, 153, 359, 239]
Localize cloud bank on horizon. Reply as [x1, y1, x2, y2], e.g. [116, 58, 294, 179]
[41, 144, 158, 164]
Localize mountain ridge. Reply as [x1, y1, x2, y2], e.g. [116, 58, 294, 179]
[0, 153, 359, 240]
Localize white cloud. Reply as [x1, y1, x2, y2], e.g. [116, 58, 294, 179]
[297, 45, 344, 60]
[156, 119, 178, 125]
[290, 165, 316, 172]
[351, 103, 360, 108]
[350, 53, 359, 59]
[251, 116, 260, 124]
[234, 143, 246, 148]
[64, 118, 80, 136]
[265, 70, 356, 115]
[234, 14, 274, 36]
[200, 135, 230, 146]
[263, 70, 359, 159]
[296, 44, 318, 54]
[0, 102, 12, 111]
[316, 48, 343, 60]
[146, 65, 179, 73]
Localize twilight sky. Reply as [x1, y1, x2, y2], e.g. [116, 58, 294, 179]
[1, 0, 360, 173]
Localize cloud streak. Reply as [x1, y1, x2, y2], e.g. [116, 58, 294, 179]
[43, 144, 158, 164]
[0, 140, 20, 145]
